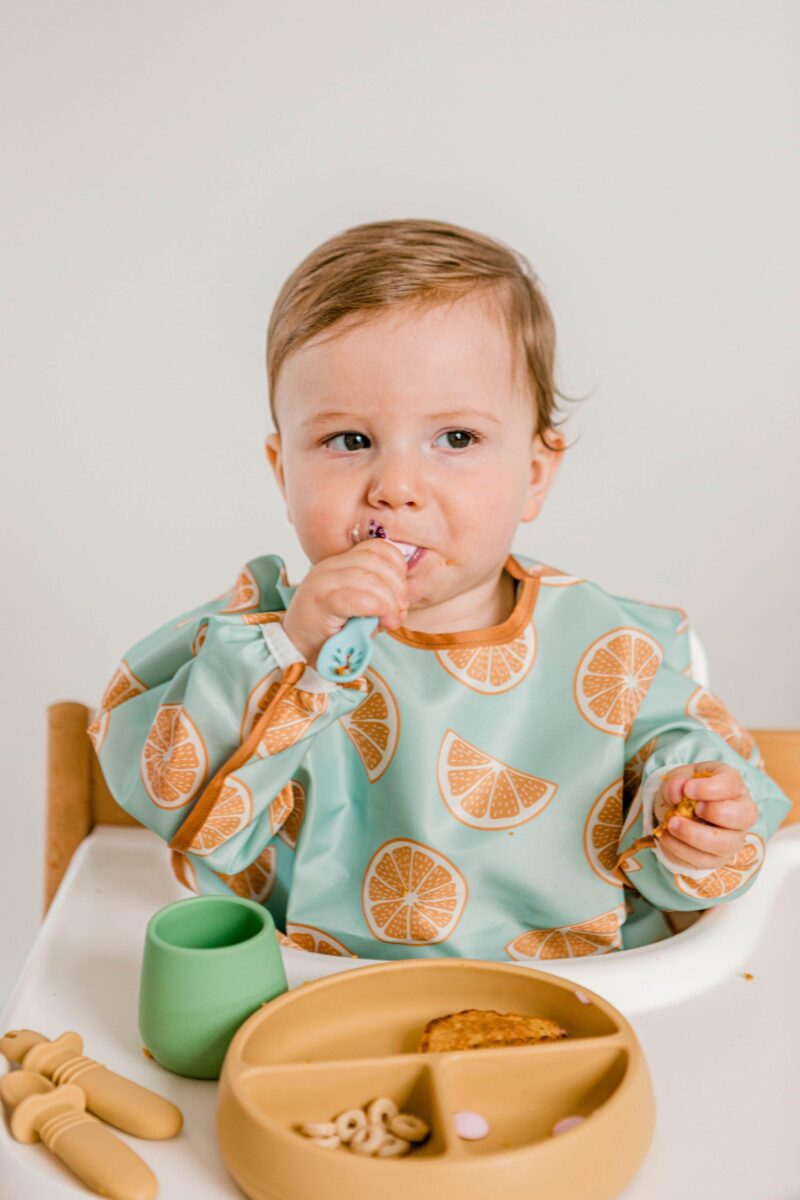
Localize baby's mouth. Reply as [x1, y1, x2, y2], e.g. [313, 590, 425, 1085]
[388, 539, 419, 564]
[351, 520, 426, 569]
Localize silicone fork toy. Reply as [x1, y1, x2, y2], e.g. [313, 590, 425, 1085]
[316, 520, 415, 682]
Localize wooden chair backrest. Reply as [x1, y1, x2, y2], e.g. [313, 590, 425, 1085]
[44, 702, 800, 915]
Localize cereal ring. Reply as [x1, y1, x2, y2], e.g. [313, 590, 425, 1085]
[376, 1134, 412, 1158]
[366, 1097, 398, 1127]
[349, 1125, 387, 1156]
[388, 1113, 430, 1143]
[335, 1108, 368, 1142]
[299, 1121, 337, 1138]
[309, 1135, 341, 1150]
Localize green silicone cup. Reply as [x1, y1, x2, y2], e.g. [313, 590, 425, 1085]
[139, 895, 289, 1079]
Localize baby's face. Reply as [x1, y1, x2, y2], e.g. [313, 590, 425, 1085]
[266, 292, 564, 626]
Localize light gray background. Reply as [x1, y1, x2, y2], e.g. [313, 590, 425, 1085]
[2, 1, 798, 1007]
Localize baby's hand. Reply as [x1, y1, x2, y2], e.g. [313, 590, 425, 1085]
[652, 762, 759, 871]
[282, 540, 409, 670]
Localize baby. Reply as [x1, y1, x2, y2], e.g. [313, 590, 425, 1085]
[90, 218, 791, 959]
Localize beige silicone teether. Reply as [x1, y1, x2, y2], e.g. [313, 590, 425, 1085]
[1, 1029, 183, 1139]
[0, 1071, 158, 1200]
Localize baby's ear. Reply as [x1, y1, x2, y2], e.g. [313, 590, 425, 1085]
[264, 434, 287, 503]
[520, 432, 566, 523]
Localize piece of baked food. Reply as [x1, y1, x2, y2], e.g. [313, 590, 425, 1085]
[652, 795, 698, 840]
[653, 767, 714, 840]
[418, 1009, 568, 1053]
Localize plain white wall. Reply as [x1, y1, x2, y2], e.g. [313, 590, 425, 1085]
[2, 1, 798, 1007]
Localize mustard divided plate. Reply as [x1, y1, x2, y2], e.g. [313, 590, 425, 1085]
[217, 958, 654, 1200]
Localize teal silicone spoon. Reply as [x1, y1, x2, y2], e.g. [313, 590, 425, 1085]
[316, 520, 412, 683]
[316, 615, 380, 682]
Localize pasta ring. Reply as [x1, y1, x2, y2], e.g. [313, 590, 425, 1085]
[366, 1097, 398, 1127]
[299, 1121, 337, 1138]
[349, 1125, 387, 1156]
[335, 1108, 368, 1142]
[388, 1113, 430, 1143]
[309, 1135, 340, 1150]
[376, 1134, 412, 1158]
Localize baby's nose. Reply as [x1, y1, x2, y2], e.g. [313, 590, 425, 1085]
[366, 455, 426, 508]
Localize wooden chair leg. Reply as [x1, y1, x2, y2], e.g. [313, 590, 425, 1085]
[45, 702, 93, 915]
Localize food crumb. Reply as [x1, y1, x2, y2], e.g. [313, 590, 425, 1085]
[142, 1047, 154, 1060]
[741, 972, 754, 981]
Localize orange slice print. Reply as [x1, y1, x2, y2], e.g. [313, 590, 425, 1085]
[584, 780, 625, 888]
[524, 563, 584, 587]
[686, 687, 755, 762]
[87, 711, 110, 755]
[268, 781, 294, 836]
[100, 659, 147, 712]
[258, 688, 328, 756]
[241, 669, 282, 739]
[437, 730, 557, 831]
[505, 903, 626, 960]
[241, 670, 328, 756]
[285, 924, 356, 956]
[340, 669, 399, 782]
[675, 833, 765, 900]
[362, 839, 468, 945]
[435, 622, 536, 694]
[219, 846, 277, 903]
[220, 564, 260, 613]
[277, 780, 306, 849]
[574, 627, 662, 737]
[141, 704, 208, 809]
[186, 776, 253, 856]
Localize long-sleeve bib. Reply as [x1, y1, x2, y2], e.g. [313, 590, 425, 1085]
[90, 551, 791, 960]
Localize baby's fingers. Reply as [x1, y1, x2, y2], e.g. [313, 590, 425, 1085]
[665, 816, 743, 862]
[328, 584, 402, 623]
[695, 795, 759, 832]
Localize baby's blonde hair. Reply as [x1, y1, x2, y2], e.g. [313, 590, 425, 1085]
[266, 218, 582, 451]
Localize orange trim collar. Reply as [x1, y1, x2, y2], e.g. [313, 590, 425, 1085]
[386, 554, 540, 649]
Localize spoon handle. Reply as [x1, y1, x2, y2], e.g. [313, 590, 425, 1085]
[316, 616, 379, 682]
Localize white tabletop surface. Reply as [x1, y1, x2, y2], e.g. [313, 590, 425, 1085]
[2, 825, 799, 1200]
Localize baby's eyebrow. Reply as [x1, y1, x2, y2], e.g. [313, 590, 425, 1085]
[301, 410, 357, 428]
[302, 408, 501, 428]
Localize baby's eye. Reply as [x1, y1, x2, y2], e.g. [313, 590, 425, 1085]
[324, 432, 371, 452]
[435, 429, 479, 450]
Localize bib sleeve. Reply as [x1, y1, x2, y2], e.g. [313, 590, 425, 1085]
[614, 598, 792, 912]
[89, 555, 368, 894]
